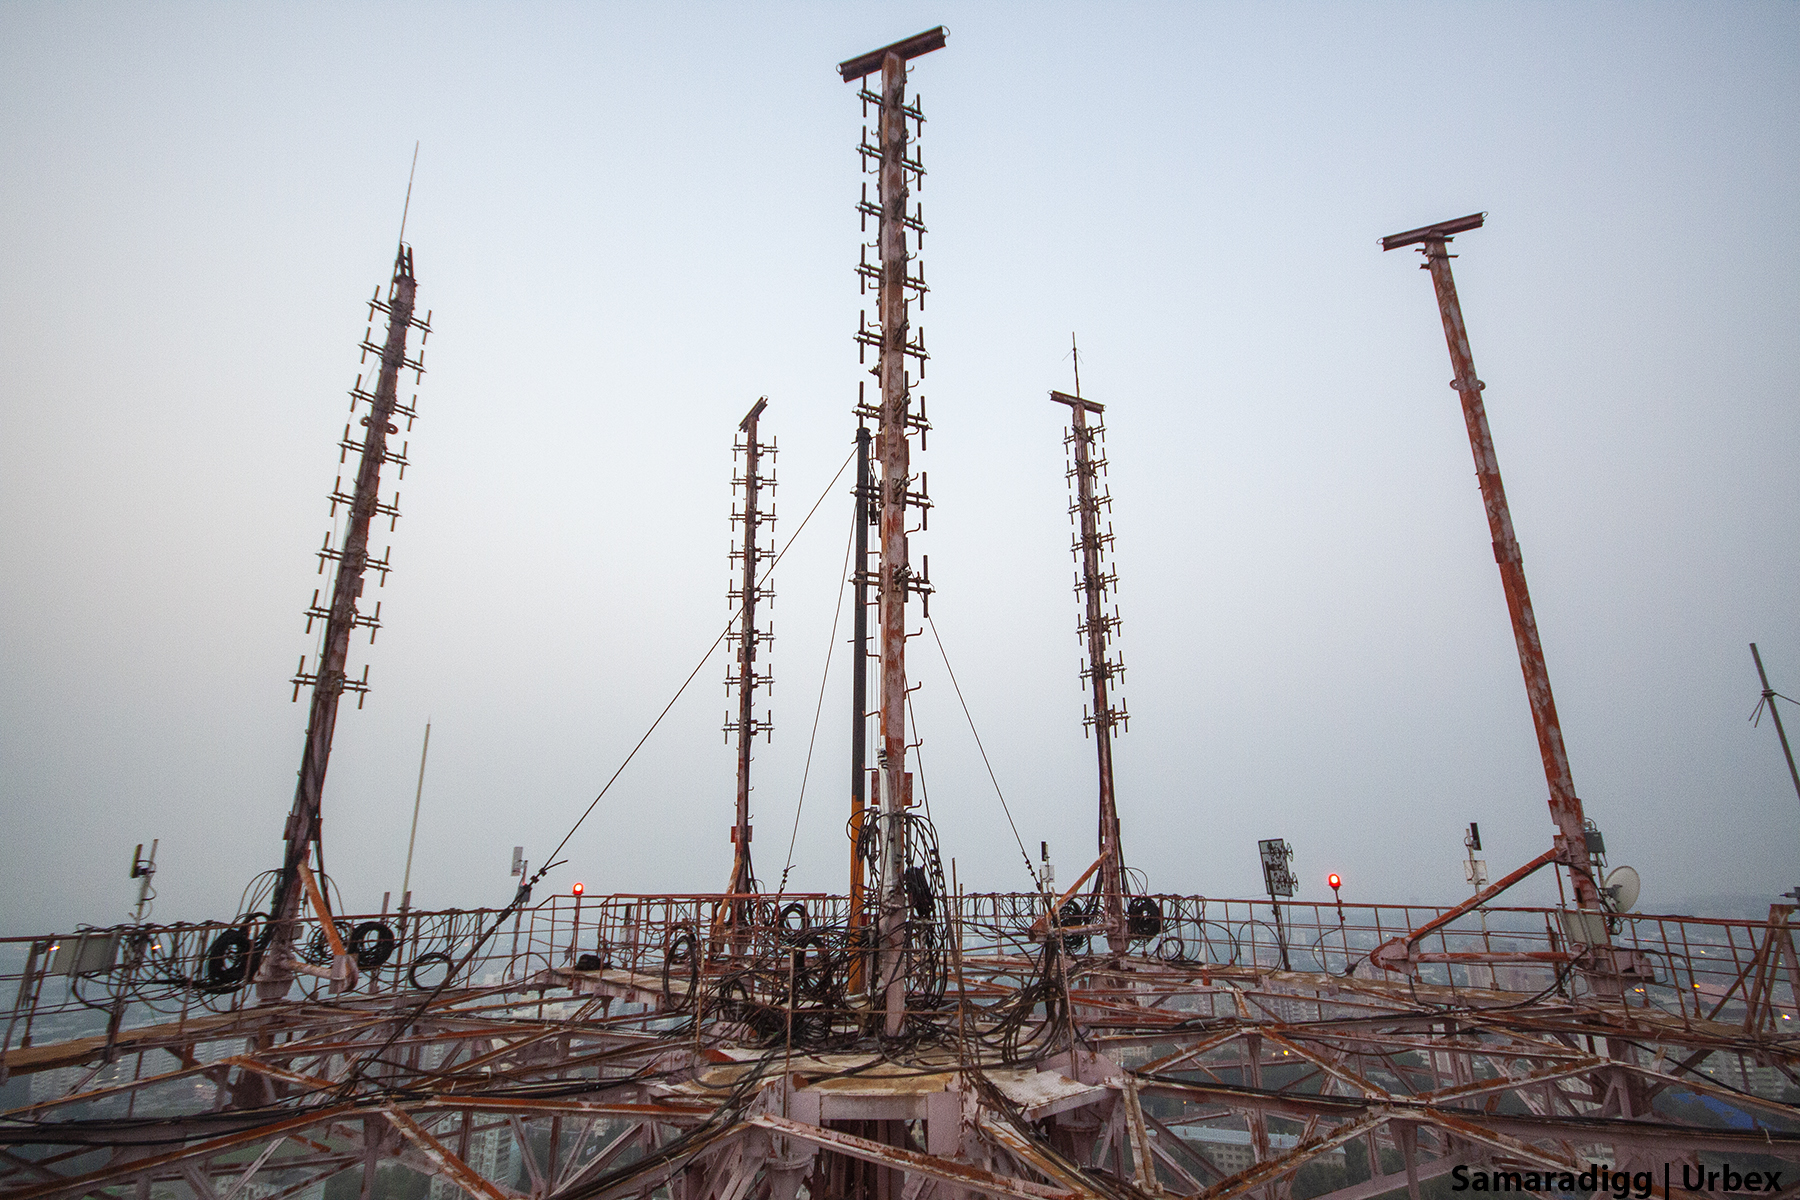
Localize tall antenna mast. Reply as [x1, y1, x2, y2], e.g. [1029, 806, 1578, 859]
[841, 26, 945, 1036]
[724, 398, 775, 916]
[1380, 213, 1602, 914]
[1051, 371, 1131, 952]
[263, 234, 430, 1000]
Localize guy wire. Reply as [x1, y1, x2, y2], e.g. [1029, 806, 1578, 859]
[337, 444, 856, 1096]
[926, 613, 1036, 885]
[778, 507, 857, 894]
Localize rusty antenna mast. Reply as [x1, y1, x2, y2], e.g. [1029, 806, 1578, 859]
[264, 228, 429, 1001]
[844, 26, 945, 1035]
[1050, 340, 1134, 954]
[1371, 214, 1610, 982]
[724, 397, 776, 914]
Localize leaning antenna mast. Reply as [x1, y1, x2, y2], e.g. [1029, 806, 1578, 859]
[1051, 351, 1131, 954]
[724, 398, 776, 914]
[1378, 213, 1603, 915]
[842, 26, 945, 1036]
[265, 236, 430, 1001]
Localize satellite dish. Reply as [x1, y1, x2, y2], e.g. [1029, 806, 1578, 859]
[1604, 865, 1641, 913]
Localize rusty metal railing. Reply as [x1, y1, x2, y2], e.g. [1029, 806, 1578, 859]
[4, 892, 1792, 1068]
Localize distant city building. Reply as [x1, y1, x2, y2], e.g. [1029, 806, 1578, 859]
[429, 1124, 515, 1200]
[1174, 1126, 1347, 1176]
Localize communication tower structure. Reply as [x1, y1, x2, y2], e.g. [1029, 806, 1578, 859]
[724, 397, 776, 908]
[1051, 376, 1133, 953]
[846, 27, 945, 1036]
[263, 240, 428, 1002]
[14, 42, 1800, 1200]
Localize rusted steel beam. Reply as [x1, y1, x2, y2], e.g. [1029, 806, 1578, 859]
[295, 861, 357, 992]
[1370, 846, 1561, 973]
[3, 1056, 225, 1118]
[218, 1055, 337, 1093]
[383, 1107, 510, 1200]
[1255, 1031, 1397, 1101]
[0, 1102, 361, 1198]
[1117, 1074, 1160, 1194]
[1383, 217, 1602, 911]
[974, 1114, 1115, 1200]
[836, 27, 947, 81]
[1031, 852, 1107, 934]
[1192, 1111, 1388, 1200]
[1136, 1076, 1800, 1157]
[1138, 1030, 1246, 1075]
[552, 1121, 742, 1200]
[417, 1096, 713, 1120]
[1413, 1108, 1583, 1174]
[0, 1008, 279, 1076]
[750, 1113, 1078, 1200]
[1379, 212, 1485, 251]
[1140, 1109, 1226, 1190]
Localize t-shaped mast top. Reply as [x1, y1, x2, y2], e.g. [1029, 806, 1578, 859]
[1379, 211, 1485, 252]
[837, 26, 947, 81]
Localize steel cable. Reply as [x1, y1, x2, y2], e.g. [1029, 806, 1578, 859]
[924, 614, 1037, 887]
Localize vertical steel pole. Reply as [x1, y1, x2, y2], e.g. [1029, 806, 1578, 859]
[1401, 228, 1601, 909]
[848, 426, 871, 987]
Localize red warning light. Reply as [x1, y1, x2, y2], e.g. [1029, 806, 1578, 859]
[1327, 873, 1341, 891]
[572, 882, 585, 896]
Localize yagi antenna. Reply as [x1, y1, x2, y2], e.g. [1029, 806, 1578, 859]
[398, 141, 420, 247]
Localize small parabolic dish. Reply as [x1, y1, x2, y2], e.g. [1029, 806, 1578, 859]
[1604, 865, 1641, 913]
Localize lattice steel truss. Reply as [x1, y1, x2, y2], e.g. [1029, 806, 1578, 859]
[5, 895, 1800, 1199]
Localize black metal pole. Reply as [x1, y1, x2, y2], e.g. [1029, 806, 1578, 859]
[1752, 643, 1800, 809]
[852, 426, 871, 818]
[849, 425, 872, 981]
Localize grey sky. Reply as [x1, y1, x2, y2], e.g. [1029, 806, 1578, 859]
[2, 3, 1795, 935]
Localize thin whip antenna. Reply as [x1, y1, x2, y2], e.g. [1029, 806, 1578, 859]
[398, 141, 420, 246]
[1071, 332, 1081, 397]
[401, 720, 431, 904]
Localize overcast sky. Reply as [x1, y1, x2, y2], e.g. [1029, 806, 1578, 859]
[2, 3, 1795, 935]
